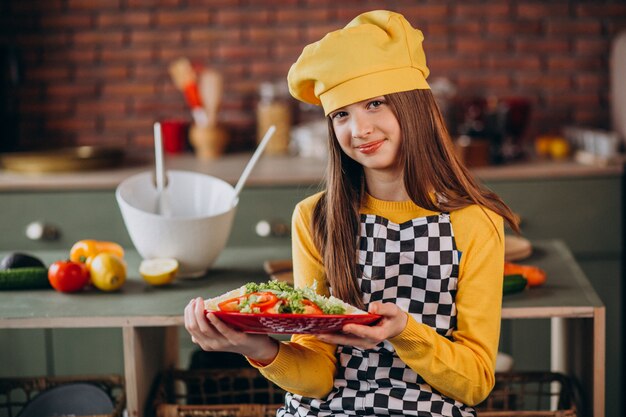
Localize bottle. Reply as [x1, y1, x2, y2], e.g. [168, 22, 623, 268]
[257, 81, 291, 155]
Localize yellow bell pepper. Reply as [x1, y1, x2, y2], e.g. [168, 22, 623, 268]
[69, 240, 125, 267]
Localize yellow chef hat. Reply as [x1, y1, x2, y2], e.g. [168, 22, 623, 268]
[287, 10, 430, 116]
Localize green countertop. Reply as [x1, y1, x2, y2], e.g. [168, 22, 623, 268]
[0, 240, 603, 327]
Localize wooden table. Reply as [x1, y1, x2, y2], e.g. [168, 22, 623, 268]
[0, 241, 605, 417]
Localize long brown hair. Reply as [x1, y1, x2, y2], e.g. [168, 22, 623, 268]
[311, 89, 520, 308]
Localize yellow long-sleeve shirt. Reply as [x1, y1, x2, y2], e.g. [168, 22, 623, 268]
[251, 192, 504, 406]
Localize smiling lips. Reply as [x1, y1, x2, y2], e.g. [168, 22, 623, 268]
[356, 139, 385, 154]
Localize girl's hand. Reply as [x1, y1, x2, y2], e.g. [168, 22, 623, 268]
[184, 297, 279, 365]
[316, 302, 408, 349]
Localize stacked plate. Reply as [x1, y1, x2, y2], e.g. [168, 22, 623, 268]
[504, 235, 532, 262]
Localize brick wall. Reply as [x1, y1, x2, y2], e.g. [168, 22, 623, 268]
[1, 0, 625, 152]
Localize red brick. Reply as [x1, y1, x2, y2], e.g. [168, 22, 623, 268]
[104, 117, 154, 131]
[456, 73, 512, 91]
[576, 4, 626, 18]
[515, 38, 570, 54]
[515, 3, 570, 19]
[158, 47, 210, 63]
[46, 84, 98, 97]
[547, 56, 602, 72]
[516, 74, 572, 91]
[127, 0, 179, 7]
[75, 100, 128, 115]
[547, 20, 602, 36]
[186, 0, 245, 6]
[73, 30, 125, 45]
[574, 39, 609, 56]
[401, 5, 451, 22]
[21, 101, 72, 115]
[572, 109, 609, 126]
[27, 67, 72, 82]
[486, 21, 542, 37]
[132, 98, 186, 114]
[130, 29, 184, 44]
[76, 65, 129, 80]
[46, 117, 97, 131]
[11, 1, 63, 12]
[574, 74, 606, 90]
[428, 55, 482, 74]
[455, 38, 509, 54]
[246, 26, 299, 43]
[156, 10, 211, 26]
[455, 3, 512, 19]
[68, 0, 122, 10]
[97, 11, 152, 27]
[544, 92, 600, 107]
[131, 65, 164, 80]
[188, 27, 243, 43]
[485, 55, 542, 71]
[214, 9, 270, 26]
[275, 9, 331, 24]
[215, 44, 270, 61]
[102, 83, 156, 96]
[40, 13, 94, 29]
[17, 32, 71, 47]
[100, 47, 153, 62]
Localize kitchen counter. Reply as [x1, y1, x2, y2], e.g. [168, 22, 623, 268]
[0, 240, 605, 417]
[0, 152, 623, 191]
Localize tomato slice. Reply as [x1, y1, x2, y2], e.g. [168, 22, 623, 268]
[249, 292, 279, 311]
[218, 296, 245, 312]
[302, 299, 323, 315]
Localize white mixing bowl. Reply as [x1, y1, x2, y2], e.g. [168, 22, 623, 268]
[116, 170, 237, 277]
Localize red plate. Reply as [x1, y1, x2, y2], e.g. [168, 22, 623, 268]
[210, 311, 382, 334]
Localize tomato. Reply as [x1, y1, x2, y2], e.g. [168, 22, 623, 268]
[218, 296, 245, 312]
[302, 300, 323, 315]
[249, 292, 279, 311]
[48, 260, 90, 293]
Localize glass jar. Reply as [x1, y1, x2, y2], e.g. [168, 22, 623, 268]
[257, 81, 292, 155]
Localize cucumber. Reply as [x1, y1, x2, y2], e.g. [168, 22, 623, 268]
[0, 267, 51, 290]
[503, 274, 527, 295]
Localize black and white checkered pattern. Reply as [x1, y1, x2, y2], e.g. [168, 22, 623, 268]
[277, 213, 475, 416]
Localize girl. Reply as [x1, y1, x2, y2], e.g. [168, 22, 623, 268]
[185, 10, 519, 417]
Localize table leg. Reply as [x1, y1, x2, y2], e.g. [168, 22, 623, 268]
[550, 317, 567, 410]
[123, 326, 179, 417]
[593, 307, 605, 417]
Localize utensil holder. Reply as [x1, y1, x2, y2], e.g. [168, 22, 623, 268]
[189, 124, 228, 160]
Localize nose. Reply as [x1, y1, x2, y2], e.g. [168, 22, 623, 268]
[350, 112, 373, 139]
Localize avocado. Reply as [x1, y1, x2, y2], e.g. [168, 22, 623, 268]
[0, 252, 46, 270]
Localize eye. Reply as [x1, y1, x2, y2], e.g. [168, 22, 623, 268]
[367, 99, 386, 109]
[331, 110, 348, 120]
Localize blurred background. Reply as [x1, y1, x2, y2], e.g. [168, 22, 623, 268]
[1, 0, 624, 160]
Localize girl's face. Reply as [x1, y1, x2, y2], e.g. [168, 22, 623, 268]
[330, 96, 402, 175]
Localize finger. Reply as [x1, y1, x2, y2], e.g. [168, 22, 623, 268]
[207, 312, 244, 344]
[194, 297, 218, 335]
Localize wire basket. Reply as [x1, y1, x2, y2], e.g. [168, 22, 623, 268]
[476, 372, 580, 417]
[151, 369, 580, 417]
[150, 368, 285, 417]
[0, 374, 125, 417]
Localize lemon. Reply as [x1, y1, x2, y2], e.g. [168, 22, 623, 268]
[139, 258, 179, 286]
[90, 252, 127, 291]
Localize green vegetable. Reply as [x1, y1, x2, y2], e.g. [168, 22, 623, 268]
[0, 252, 46, 270]
[0, 267, 51, 290]
[503, 274, 527, 295]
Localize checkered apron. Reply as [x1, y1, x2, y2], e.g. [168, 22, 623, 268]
[277, 212, 476, 417]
